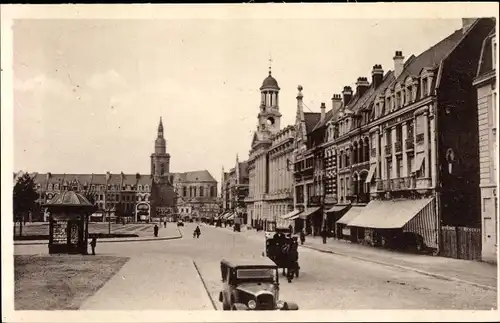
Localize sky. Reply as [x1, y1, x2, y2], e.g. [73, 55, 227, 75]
[12, 17, 463, 183]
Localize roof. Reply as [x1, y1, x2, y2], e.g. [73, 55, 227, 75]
[174, 170, 217, 183]
[29, 170, 216, 186]
[393, 28, 464, 85]
[304, 112, 322, 134]
[312, 108, 334, 132]
[359, 71, 395, 113]
[221, 257, 277, 268]
[260, 71, 280, 90]
[477, 29, 495, 78]
[31, 173, 153, 186]
[44, 190, 94, 207]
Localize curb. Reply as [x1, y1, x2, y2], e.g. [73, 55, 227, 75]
[14, 228, 184, 246]
[192, 260, 218, 310]
[301, 245, 497, 292]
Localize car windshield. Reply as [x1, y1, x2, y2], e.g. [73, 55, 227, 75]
[236, 268, 276, 281]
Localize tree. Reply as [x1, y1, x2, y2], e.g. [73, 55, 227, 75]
[13, 173, 39, 236]
[83, 191, 97, 206]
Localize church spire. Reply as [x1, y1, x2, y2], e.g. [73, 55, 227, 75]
[158, 117, 164, 138]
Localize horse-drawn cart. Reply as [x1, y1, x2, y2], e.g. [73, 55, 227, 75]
[264, 228, 300, 282]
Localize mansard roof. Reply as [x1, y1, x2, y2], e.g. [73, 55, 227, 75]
[304, 112, 322, 134]
[477, 28, 495, 78]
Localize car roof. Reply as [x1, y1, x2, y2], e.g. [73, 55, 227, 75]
[221, 256, 277, 268]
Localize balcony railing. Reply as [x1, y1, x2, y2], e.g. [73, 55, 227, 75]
[405, 138, 414, 150]
[308, 195, 323, 206]
[376, 176, 416, 192]
[384, 145, 392, 156]
[346, 193, 369, 204]
[395, 141, 402, 153]
[371, 148, 377, 157]
[416, 133, 424, 143]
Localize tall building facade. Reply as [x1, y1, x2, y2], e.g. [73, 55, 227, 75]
[317, 18, 495, 258]
[25, 117, 218, 222]
[246, 68, 296, 230]
[221, 155, 249, 223]
[473, 27, 497, 263]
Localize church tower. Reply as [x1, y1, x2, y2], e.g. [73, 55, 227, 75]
[151, 117, 171, 183]
[256, 62, 282, 134]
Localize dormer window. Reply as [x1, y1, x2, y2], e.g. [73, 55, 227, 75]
[396, 92, 401, 109]
[422, 78, 428, 97]
[407, 86, 413, 103]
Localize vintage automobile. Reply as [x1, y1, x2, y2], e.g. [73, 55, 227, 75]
[177, 220, 184, 227]
[218, 258, 299, 311]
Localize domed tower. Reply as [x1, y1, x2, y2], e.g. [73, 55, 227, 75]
[151, 117, 171, 183]
[257, 65, 282, 134]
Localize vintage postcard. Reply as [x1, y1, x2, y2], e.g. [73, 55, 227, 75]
[2, 3, 499, 322]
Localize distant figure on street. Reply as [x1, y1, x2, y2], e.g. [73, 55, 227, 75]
[154, 224, 159, 237]
[288, 224, 293, 234]
[321, 227, 328, 244]
[299, 230, 305, 245]
[164, 221, 167, 228]
[90, 237, 97, 255]
[194, 225, 201, 238]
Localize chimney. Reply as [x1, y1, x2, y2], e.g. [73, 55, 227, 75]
[356, 77, 370, 97]
[393, 51, 404, 79]
[320, 102, 326, 122]
[462, 18, 476, 34]
[371, 64, 384, 88]
[331, 94, 342, 113]
[342, 86, 353, 106]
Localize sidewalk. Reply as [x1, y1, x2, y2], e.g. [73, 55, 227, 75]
[234, 226, 497, 291]
[304, 236, 497, 290]
[79, 254, 214, 310]
[14, 225, 182, 246]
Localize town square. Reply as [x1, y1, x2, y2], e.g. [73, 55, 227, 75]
[3, 4, 499, 319]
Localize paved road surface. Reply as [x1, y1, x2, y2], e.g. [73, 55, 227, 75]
[14, 223, 497, 310]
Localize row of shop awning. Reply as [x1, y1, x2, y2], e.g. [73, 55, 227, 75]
[346, 198, 433, 229]
[215, 211, 235, 220]
[335, 197, 433, 229]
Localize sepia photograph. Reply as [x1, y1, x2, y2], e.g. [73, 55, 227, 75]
[1, 3, 499, 322]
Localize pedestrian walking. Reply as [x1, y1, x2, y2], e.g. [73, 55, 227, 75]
[195, 225, 201, 238]
[164, 221, 167, 228]
[321, 227, 327, 244]
[90, 237, 97, 255]
[299, 230, 305, 245]
[154, 224, 159, 237]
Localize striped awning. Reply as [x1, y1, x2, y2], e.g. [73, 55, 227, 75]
[326, 205, 349, 213]
[224, 212, 234, 220]
[280, 209, 302, 220]
[336, 206, 364, 225]
[347, 198, 434, 229]
[227, 213, 235, 220]
[298, 207, 321, 220]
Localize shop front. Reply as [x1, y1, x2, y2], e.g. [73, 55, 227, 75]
[336, 205, 364, 242]
[347, 197, 437, 252]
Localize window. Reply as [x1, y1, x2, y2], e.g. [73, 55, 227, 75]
[387, 160, 393, 179]
[396, 125, 403, 143]
[396, 157, 403, 178]
[200, 186, 204, 197]
[407, 86, 413, 103]
[183, 186, 187, 196]
[422, 78, 428, 97]
[416, 162, 425, 178]
[396, 92, 401, 109]
[407, 121, 414, 140]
